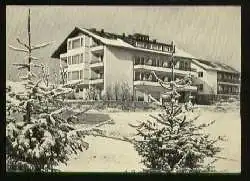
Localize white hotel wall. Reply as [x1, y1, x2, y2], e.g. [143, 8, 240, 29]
[191, 63, 217, 95]
[104, 46, 134, 99]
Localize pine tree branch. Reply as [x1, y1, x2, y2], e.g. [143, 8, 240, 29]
[149, 114, 171, 127]
[31, 41, 54, 50]
[16, 38, 30, 50]
[148, 94, 162, 106]
[9, 45, 29, 53]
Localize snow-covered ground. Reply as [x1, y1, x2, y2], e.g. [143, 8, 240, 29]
[57, 106, 241, 173]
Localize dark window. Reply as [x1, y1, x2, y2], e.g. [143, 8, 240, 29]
[198, 72, 203, 77]
[198, 84, 203, 91]
[138, 96, 144, 101]
[80, 70, 83, 79]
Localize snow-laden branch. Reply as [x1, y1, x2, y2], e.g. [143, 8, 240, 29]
[31, 41, 54, 50]
[16, 38, 30, 50]
[8, 45, 29, 53]
[148, 94, 161, 105]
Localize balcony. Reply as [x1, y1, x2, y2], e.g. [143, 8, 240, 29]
[90, 61, 104, 70]
[89, 78, 104, 85]
[218, 78, 240, 85]
[90, 73, 104, 85]
[91, 45, 104, 54]
[217, 91, 240, 96]
[134, 64, 197, 76]
[134, 79, 197, 92]
[65, 79, 89, 87]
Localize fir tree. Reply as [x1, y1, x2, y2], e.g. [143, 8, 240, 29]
[6, 9, 107, 172]
[129, 42, 225, 173]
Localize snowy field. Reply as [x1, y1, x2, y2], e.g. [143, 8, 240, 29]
[57, 105, 241, 173]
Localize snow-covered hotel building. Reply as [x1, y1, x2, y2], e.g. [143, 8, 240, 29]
[51, 27, 240, 103]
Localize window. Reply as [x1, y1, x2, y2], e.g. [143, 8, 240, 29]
[163, 46, 168, 52]
[80, 70, 83, 79]
[72, 71, 79, 80]
[67, 41, 72, 50]
[136, 41, 144, 48]
[67, 56, 72, 65]
[198, 84, 203, 91]
[158, 45, 162, 51]
[141, 57, 145, 65]
[184, 61, 190, 70]
[198, 72, 203, 77]
[218, 85, 223, 92]
[179, 61, 184, 70]
[218, 73, 222, 80]
[138, 96, 144, 101]
[72, 39, 81, 49]
[81, 37, 84, 47]
[72, 54, 80, 64]
[80, 54, 83, 63]
[68, 72, 71, 81]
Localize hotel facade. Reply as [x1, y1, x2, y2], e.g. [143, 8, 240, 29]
[51, 27, 240, 103]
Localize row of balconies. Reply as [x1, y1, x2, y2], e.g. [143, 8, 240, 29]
[217, 78, 240, 84]
[134, 61, 197, 72]
[217, 91, 240, 95]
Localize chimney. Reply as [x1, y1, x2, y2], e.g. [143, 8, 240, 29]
[122, 33, 125, 38]
[101, 29, 104, 34]
[153, 39, 157, 43]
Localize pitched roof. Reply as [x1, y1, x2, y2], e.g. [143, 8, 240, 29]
[51, 27, 239, 74]
[51, 27, 197, 59]
[192, 59, 240, 73]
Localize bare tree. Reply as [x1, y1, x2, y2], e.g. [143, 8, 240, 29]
[104, 85, 113, 101]
[120, 81, 132, 101]
[113, 81, 120, 101]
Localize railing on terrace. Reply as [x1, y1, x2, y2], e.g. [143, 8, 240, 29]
[90, 75, 104, 80]
[134, 78, 196, 86]
[217, 78, 240, 84]
[90, 60, 103, 64]
[134, 62, 197, 72]
[217, 91, 240, 95]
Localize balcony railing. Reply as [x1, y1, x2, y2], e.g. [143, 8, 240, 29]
[217, 78, 240, 84]
[217, 91, 240, 95]
[90, 61, 104, 69]
[90, 45, 104, 54]
[89, 78, 104, 85]
[134, 62, 197, 72]
[134, 79, 197, 92]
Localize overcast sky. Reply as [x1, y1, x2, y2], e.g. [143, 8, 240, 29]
[6, 6, 241, 81]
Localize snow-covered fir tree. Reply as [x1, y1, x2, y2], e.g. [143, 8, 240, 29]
[6, 9, 104, 172]
[129, 42, 225, 173]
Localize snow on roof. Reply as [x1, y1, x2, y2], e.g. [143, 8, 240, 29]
[52, 27, 238, 73]
[192, 59, 239, 73]
[81, 27, 197, 59]
[52, 27, 197, 59]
